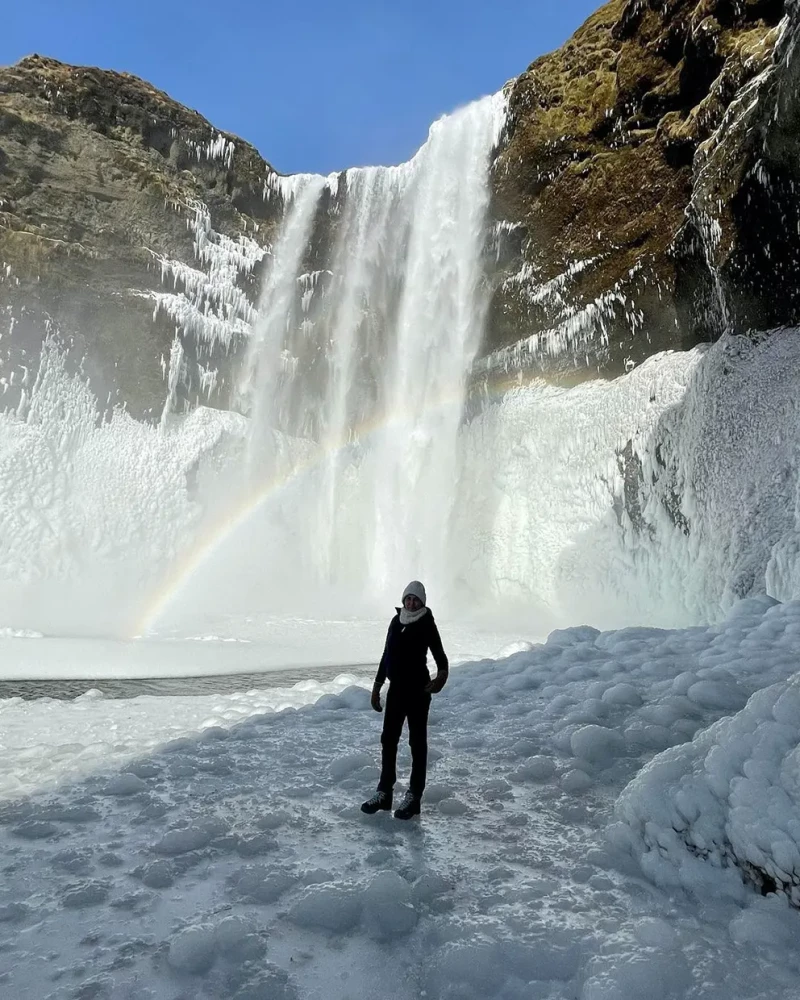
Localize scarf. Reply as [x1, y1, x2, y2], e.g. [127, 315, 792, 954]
[399, 605, 429, 626]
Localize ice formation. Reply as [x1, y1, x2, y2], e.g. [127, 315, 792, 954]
[186, 131, 236, 169]
[615, 599, 800, 906]
[146, 200, 267, 415]
[1, 74, 799, 642]
[161, 324, 800, 635]
[0, 341, 247, 635]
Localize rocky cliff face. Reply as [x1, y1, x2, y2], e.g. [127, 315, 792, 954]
[488, 0, 791, 379]
[0, 55, 282, 417]
[2, 2, 799, 414]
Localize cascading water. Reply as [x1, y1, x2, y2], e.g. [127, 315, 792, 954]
[229, 94, 507, 610]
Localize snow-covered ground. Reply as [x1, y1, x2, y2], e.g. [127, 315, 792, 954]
[0, 672, 371, 802]
[0, 614, 525, 798]
[2, 596, 800, 999]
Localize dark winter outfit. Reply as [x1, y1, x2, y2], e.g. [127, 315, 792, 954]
[371, 584, 449, 805]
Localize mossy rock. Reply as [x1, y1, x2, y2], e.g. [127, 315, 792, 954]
[487, 0, 789, 380]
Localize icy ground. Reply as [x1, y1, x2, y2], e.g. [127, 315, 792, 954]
[0, 616, 522, 798]
[3, 598, 800, 999]
[0, 614, 524, 680]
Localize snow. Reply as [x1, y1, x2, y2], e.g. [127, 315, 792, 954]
[0, 673, 369, 800]
[0, 616, 518, 798]
[0, 614, 517, 680]
[570, 725, 626, 765]
[2, 596, 800, 998]
[615, 612, 800, 906]
[0, 342, 250, 637]
[5, 309, 800, 656]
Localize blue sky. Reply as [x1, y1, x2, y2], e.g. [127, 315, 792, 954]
[4, 0, 601, 175]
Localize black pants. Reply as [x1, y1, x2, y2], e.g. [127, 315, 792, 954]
[378, 687, 431, 799]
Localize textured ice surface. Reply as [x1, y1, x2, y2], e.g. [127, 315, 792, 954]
[3, 596, 800, 998]
[616, 602, 800, 905]
[0, 618, 522, 797]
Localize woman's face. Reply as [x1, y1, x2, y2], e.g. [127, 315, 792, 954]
[404, 595, 423, 612]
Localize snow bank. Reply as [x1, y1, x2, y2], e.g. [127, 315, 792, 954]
[615, 607, 800, 905]
[450, 594, 800, 799]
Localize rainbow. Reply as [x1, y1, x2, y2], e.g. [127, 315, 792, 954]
[133, 369, 542, 637]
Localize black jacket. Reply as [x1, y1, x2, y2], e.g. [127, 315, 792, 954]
[373, 609, 449, 691]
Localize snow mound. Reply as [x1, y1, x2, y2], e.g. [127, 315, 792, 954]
[570, 725, 625, 766]
[103, 772, 148, 796]
[168, 924, 217, 974]
[363, 871, 417, 939]
[615, 667, 800, 904]
[582, 950, 692, 1000]
[288, 885, 362, 933]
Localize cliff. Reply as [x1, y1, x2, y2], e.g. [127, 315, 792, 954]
[2, 0, 799, 411]
[0, 55, 282, 416]
[488, 0, 790, 378]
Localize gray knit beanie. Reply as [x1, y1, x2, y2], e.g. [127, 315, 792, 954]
[402, 581, 427, 606]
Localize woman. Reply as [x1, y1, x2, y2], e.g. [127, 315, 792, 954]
[361, 581, 449, 820]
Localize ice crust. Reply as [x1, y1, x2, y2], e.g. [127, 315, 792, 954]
[3, 596, 800, 997]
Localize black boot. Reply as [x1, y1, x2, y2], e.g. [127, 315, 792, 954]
[394, 791, 421, 820]
[361, 790, 392, 814]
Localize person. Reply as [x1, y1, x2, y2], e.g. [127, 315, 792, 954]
[361, 581, 448, 820]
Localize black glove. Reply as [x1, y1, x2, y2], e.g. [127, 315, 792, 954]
[371, 686, 383, 712]
[425, 671, 447, 694]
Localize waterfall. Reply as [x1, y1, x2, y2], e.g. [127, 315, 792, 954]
[238, 173, 328, 465]
[233, 94, 507, 609]
[3, 89, 800, 640]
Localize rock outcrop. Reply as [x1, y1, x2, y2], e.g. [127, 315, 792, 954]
[0, 55, 282, 416]
[488, 0, 791, 379]
[2, 1, 800, 411]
